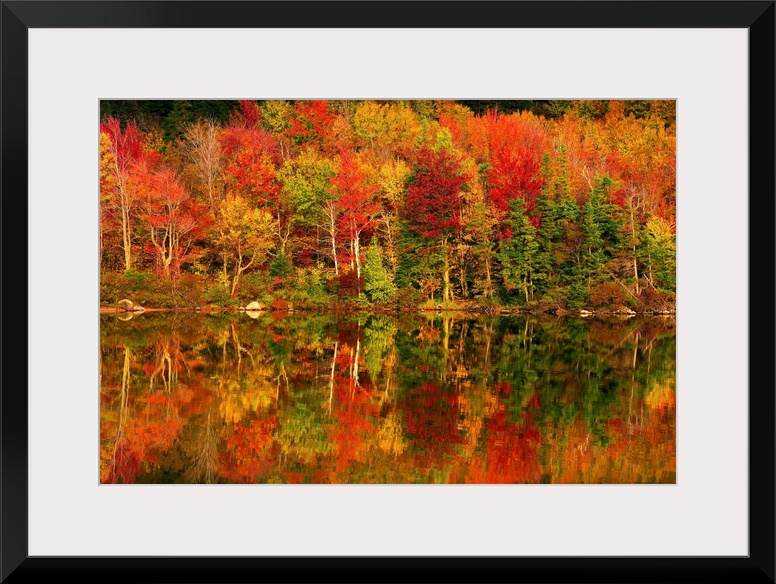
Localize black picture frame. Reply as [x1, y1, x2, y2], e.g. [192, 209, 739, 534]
[2, 1, 773, 583]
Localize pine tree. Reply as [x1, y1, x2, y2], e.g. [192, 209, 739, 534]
[535, 148, 578, 302]
[364, 239, 396, 303]
[497, 198, 541, 305]
[581, 176, 624, 287]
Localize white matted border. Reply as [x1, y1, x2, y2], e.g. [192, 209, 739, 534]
[28, 28, 748, 557]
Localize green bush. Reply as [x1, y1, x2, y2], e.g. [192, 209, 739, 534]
[203, 284, 231, 306]
[295, 267, 330, 306]
[234, 271, 269, 304]
[394, 285, 422, 308]
[269, 253, 293, 279]
[564, 283, 588, 308]
[100, 269, 178, 307]
[363, 241, 396, 303]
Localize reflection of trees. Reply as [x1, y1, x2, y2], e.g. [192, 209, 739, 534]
[217, 323, 280, 425]
[149, 338, 179, 393]
[100, 316, 211, 483]
[100, 336, 188, 483]
[101, 345, 132, 483]
[100, 313, 675, 484]
[328, 341, 338, 414]
[183, 410, 222, 484]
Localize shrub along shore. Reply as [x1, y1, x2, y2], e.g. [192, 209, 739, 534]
[101, 272, 674, 318]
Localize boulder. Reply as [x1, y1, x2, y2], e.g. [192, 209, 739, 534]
[117, 299, 134, 311]
[245, 301, 265, 311]
[245, 310, 263, 319]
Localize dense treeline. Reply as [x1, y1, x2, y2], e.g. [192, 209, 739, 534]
[100, 99, 676, 312]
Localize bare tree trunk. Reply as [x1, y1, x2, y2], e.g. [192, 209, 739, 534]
[442, 238, 451, 303]
[329, 342, 338, 414]
[628, 195, 641, 296]
[458, 241, 467, 298]
[442, 316, 451, 376]
[109, 346, 132, 480]
[184, 120, 223, 212]
[484, 250, 493, 298]
[231, 267, 243, 297]
[231, 252, 245, 297]
[352, 338, 360, 390]
[524, 276, 529, 304]
[327, 203, 339, 276]
[354, 231, 362, 279]
[276, 211, 290, 256]
[120, 192, 132, 272]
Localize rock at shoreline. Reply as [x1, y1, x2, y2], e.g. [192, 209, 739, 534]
[132, 304, 145, 313]
[117, 299, 134, 311]
[246, 301, 265, 311]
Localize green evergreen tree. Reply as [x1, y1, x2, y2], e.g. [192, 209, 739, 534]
[364, 239, 396, 303]
[497, 199, 542, 305]
[535, 148, 579, 303]
[581, 176, 624, 287]
[163, 100, 193, 141]
[269, 252, 293, 279]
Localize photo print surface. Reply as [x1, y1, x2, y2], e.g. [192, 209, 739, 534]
[99, 99, 676, 484]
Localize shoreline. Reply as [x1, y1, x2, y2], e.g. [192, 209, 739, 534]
[99, 304, 676, 317]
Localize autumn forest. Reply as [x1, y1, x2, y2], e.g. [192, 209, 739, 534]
[99, 99, 676, 312]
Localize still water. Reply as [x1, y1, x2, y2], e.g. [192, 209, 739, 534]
[100, 311, 675, 484]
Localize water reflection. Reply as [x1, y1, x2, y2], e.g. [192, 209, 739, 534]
[100, 311, 676, 484]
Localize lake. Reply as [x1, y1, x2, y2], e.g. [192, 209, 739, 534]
[100, 311, 675, 484]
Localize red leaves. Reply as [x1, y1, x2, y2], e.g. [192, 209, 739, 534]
[286, 100, 336, 152]
[136, 165, 212, 277]
[270, 297, 289, 311]
[405, 147, 470, 239]
[100, 117, 144, 172]
[143, 393, 169, 405]
[221, 124, 280, 206]
[330, 406, 374, 473]
[237, 100, 261, 127]
[485, 112, 546, 217]
[465, 405, 542, 484]
[332, 148, 379, 268]
[495, 381, 511, 396]
[403, 381, 463, 461]
[332, 149, 378, 228]
[223, 416, 278, 482]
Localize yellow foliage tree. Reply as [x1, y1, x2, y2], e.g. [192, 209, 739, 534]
[215, 196, 276, 296]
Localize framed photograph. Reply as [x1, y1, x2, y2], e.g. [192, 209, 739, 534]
[3, 1, 773, 582]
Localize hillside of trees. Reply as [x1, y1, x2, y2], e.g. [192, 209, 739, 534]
[100, 99, 676, 313]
